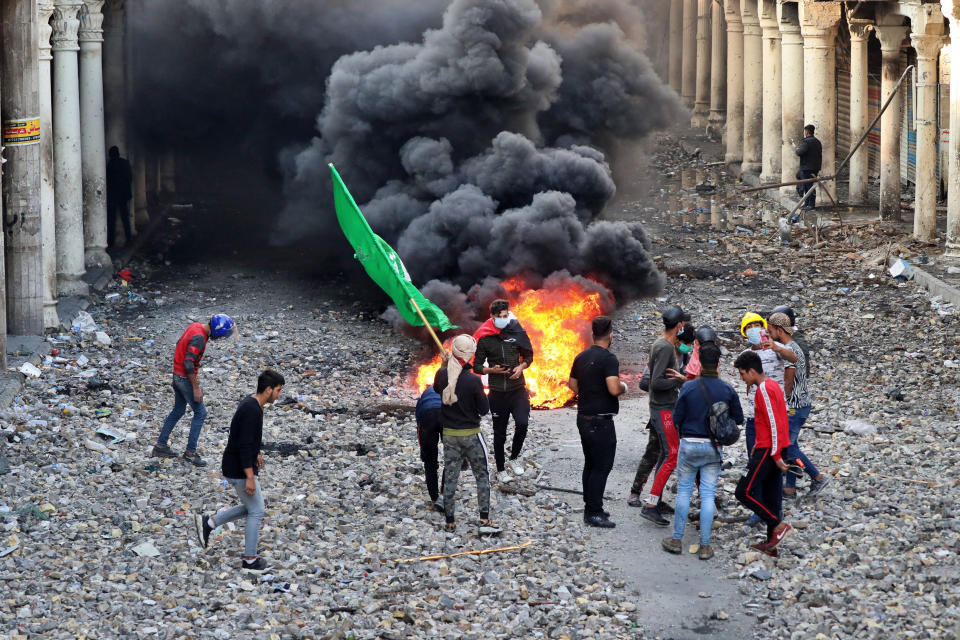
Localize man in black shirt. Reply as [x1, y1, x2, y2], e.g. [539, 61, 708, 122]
[568, 316, 628, 528]
[106, 146, 133, 248]
[194, 369, 284, 573]
[473, 299, 534, 479]
[795, 124, 822, 210]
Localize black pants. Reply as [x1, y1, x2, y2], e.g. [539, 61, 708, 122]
[416, 409, 442, 501]
[489, 388, 530, 472]
[107, 199, 132, 248]
[735, 447, 783, 540]
[577, 414, 617, 517]
[630, 420, 660, 495]
[796, 170, 817, 209]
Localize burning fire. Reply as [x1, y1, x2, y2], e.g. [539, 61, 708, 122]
[414, 277, 611, 409]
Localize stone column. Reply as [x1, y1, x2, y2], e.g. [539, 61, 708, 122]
[759, 0, 782, 184]
[779, 4, 804, 197]
[799, 2, 841, 201]
[875, 23, 908, 221]
[682, 0, 697, 105]
[51, 0, 89, 296]
[709, 1, 727, 129]
[912, 32, 945, 241]
[38, 1, 59, 328]
[669, 0, 683, 93]
[691, 0, 712, 126]
[944, 0, 960, 255]
[102, 0, 124, 153]
[740, 0, 763, 175]
[78, 0, 110, 266]
[848, 22, 873, 204]
[724, 0, 744, 163]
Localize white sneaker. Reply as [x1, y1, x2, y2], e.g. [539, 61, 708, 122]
[509, 458, 526, 476]
[497, 470, 514, 484]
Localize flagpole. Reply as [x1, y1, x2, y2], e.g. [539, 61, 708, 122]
[409, 298, 447, 355]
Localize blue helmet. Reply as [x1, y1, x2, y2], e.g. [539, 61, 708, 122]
[210, 314, 235, 339]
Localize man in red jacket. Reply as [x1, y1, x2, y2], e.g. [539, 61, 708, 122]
[152, 314, 235, 466]
[734, 350, 792, 556]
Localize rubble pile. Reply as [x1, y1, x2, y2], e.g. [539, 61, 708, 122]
[0, 266, 643, 639]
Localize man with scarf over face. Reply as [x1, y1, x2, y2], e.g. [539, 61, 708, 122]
[473, 299, 534, 480]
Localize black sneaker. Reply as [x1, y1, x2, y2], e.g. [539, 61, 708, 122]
[641, 505, 670, 527]
[584, 514, 616, 528]
[151, 444, 177, 458]
[241, 557, 269, 573]
[181, 451, 208, 467]
[657, 501, 675, 515]
[808, 476, 831, 497]
[432, 496, 445, 513]
[194, 513, 213, 549]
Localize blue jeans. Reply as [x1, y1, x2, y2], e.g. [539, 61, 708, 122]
[745, 418, 755, 455]
[213, 477, 265, 558]
[156, 374, 207, 453]
[784, 405, 818, 488]
[671, 440, 722, 546]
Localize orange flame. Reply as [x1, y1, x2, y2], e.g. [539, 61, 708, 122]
[413, 278, 610, 409]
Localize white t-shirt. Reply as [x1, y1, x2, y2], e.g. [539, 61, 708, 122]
[742, 345, 786, 419]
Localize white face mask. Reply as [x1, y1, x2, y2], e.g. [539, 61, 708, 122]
[493, 317, 510, 330]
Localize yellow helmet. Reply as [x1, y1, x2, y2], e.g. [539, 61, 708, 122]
[740, 312, 767, 336]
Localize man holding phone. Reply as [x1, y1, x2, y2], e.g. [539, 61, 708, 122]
[194, 369, 284, 573]
[640, 305, 692, 526]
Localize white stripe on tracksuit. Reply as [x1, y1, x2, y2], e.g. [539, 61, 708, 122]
[759, 382, 779, 455]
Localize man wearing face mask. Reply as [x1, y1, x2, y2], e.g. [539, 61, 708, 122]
[738, 313, 794, 454]
[473, 299, 535, 480]
[640, 305, 691, 526]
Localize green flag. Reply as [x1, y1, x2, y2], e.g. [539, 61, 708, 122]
[330, 164, 456, 332]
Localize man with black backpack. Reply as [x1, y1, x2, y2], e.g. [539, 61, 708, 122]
[661, 344, 743, 560]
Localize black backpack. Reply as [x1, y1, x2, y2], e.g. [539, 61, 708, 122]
[697, 378, 740, 447]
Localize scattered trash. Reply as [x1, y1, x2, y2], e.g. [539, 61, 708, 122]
[889, 259, 914, 281]
[95, 425, 125, 443]
[18, 362, 42, 378]
[71, 310, 98, 333]
[841, 420, 878, 437]
[131, 541, 161, 558]
[0, 542, 19, 558]
[95, 331, 112, 347]
[884, 388, 905, 401]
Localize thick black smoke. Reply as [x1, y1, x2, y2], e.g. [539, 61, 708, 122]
[132, 0, 682, 325]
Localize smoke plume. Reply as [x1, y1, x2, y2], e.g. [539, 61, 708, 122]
[132, 0, 683, 325]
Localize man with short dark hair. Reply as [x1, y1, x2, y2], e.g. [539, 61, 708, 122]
[473, 299, 534, 480]
[640, 305, 690, 526]
[415, 384, 444, 512]
[795, 124, 822, 210]
[194, 369, 285, 573]
[569, 316, 627, 528]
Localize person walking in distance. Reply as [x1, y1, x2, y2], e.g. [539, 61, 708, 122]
[194, 369, 285, 574]
[640, 305, 691, 526]
[661, 343, 743, 560]
[435, 335, 500, 534]
[766, 313, 829, 500]
[733, 351, 792, 557]
[568, 316, 628, 529]
[152, 314, 236, 466]
[473, 299, 534, 480]
[795, 124, 822, 211]
[106, 146, 133, 248]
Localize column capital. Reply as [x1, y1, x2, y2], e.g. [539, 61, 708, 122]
[741, 0, 760, 34]
[724, 0, 742, 27]
[39, 2, 56, 61]
[848, 20, 874, 42]
[874, 24, 909, 54]
[798, 1, 841, 39]
[79, 0, 105, 43]
[51, 0, 83, 52]
[912, 33, 945, 59]
[758, 0, 778, 31]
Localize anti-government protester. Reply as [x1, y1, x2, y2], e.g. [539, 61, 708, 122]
[473, 299, 534, 480]
[153, 314, 236, 467]
[569, 316, 628, 528]
[415, 383, 444, 512]
[194, 369, 285, 574]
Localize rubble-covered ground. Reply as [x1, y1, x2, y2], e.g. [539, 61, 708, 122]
[2, 131, 960, 640]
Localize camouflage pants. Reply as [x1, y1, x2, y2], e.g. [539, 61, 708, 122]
[441, 432, 491, 523]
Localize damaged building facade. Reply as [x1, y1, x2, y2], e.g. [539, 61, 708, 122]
[0, 0, 166, 354]
[660, 0, 960, 255]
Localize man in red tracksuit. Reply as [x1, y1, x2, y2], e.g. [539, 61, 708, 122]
[734, 350, 792, 556]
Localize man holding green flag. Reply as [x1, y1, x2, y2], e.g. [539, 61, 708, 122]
[329, 164, 455, 348]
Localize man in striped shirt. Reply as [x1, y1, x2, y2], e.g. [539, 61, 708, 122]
[733, 350, 792, 556]
[767, 313, 829, 500]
